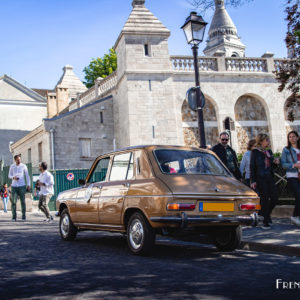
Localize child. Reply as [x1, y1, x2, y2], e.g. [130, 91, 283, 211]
[1, 184, 10, 213]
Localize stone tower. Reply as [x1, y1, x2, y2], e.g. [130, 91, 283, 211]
[47, 65, 87, 118]
[55, 65, 87, 101]
[113, 0, 182, 148]
[203, 0, 246, 57]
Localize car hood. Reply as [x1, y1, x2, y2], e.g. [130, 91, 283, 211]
[158, 174, 257, 198]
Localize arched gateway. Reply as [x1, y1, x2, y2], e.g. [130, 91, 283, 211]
[284, 97, 300, 134]
[235, 95, 269, 152]
[182, 97, 218, 147]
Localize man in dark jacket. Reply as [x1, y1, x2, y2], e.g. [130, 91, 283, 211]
[212, 131, 242, 180]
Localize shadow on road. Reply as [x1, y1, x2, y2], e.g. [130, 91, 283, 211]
[0, 219, 299, 300]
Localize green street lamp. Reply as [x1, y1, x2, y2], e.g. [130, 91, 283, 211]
[182, 12, 208, 148]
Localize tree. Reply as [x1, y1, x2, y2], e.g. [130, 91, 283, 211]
[83, 48, 117, 88]
[186, 0, 253, 12]
[275, 0, 300, 121]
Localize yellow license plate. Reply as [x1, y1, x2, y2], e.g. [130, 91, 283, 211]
[199, 202, 234, 212]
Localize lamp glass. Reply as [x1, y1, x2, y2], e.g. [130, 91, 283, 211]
[182, 22, 193, 44]
[191, 22, 206, 44]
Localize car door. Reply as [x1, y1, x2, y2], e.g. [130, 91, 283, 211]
[74, 156, 110, 224]
[99, 152, 134, 225]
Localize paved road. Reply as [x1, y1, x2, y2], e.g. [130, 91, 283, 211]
[0, 213, 299, 300]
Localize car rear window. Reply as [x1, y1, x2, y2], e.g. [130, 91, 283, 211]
[154, 149, 230, 176]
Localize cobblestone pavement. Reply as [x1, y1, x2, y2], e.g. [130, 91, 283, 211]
[0, 212, 299, 300]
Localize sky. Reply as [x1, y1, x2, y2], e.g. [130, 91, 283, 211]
[0, 0, 288, 89]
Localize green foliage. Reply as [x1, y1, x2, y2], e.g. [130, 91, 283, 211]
[274, 0, 300, 121]
[83, 48, 117, 88]
[273, 152, 282, 159]
[237, 153, 243, 163]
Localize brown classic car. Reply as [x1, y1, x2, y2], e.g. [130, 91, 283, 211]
[56, 145, 262, 255]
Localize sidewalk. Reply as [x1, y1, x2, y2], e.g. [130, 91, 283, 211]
[241, 218, 300, 257]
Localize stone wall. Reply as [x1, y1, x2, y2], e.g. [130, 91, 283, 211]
[235, 95, 269, 152]
[235, 96, 267, 121]
[44, 97, 114, 169]
[172, 73, 289, 153]
[11, 125, 51, 168]
[182, 99, 218, 147]
[236, 126, 269, 153]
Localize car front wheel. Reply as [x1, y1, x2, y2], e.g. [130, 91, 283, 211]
[213, 226, 242, 252]
[127, 212, 155, 255]
[59, 208, 77, 241]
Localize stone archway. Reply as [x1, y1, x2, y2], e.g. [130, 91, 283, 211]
[284, 97, 300, 133]
[235, 95, 269, 152]
[182, 97, 218, 147]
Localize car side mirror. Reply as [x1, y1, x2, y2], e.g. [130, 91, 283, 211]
[78, 179, 86, 186]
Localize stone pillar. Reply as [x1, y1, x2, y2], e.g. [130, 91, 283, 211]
[268, 108, 287, 153]
[76, 92, 81, 109]
[56, 85, 69, 114]
[94, 77, 103, 98]
[215, 50, 226, 71]
[262, 52, 275, 73]
[47, 92, 57, 118]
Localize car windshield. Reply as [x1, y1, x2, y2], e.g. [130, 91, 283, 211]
[154, 149, 231, 176]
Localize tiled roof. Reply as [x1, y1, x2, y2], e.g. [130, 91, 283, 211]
[32, 88, 53, 97]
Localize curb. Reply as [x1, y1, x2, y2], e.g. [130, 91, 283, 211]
[240, 241, 300, 258]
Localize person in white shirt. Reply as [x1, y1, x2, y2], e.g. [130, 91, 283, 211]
[8, 155, 31, 221]
[38, 162, 54, 222]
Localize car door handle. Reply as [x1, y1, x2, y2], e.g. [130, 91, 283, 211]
[123, 183, 130, 188]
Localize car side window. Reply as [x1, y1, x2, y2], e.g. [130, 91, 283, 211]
[110, 152, 133, 181]
[88, 157, 110, 183]
[127, 153, 134, 179]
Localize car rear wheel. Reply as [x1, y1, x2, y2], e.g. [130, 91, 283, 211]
[59, 208, 77, 241]
[127, 212, 155, 255]
[213, 226, 242, 252]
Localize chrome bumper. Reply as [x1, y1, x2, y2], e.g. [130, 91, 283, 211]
[150, 212, 263, 228]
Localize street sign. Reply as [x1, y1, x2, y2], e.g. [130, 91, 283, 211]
[186, 87, 205, 111]
[66, 173, 75, 181]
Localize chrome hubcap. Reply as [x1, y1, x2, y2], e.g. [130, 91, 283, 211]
[129, 219, 144, 250]
[61, 215, 70, 237]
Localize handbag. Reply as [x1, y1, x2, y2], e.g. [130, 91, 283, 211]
[288, 148, 300, 181]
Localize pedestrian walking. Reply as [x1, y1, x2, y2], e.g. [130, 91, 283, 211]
[38, 162, 54, 223]
[281, 131, 300, 226]
[240, 139, 256, 186]
[212, 131, 242, 180]
[250, 133, 279, 229]
[0, 184, 11, 213]
[8, 155, 31, 221]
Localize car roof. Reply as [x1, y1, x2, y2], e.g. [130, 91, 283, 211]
[97, 145, 211, 158]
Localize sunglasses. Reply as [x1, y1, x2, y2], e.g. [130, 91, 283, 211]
[221, 139, 229, 141]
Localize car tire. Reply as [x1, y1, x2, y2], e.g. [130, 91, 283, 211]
[213, 225, 242, 252]
[127, 212, 155, 255]
[59, 208, 77, 241]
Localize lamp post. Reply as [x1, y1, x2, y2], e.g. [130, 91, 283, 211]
[182, 12, 208, 148]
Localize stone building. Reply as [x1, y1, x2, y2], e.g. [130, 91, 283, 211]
[11, 0, 300, 170]
[7, 65, 87, 168]
[0, 75, 47, 164]
[11, 96, 113, 170]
